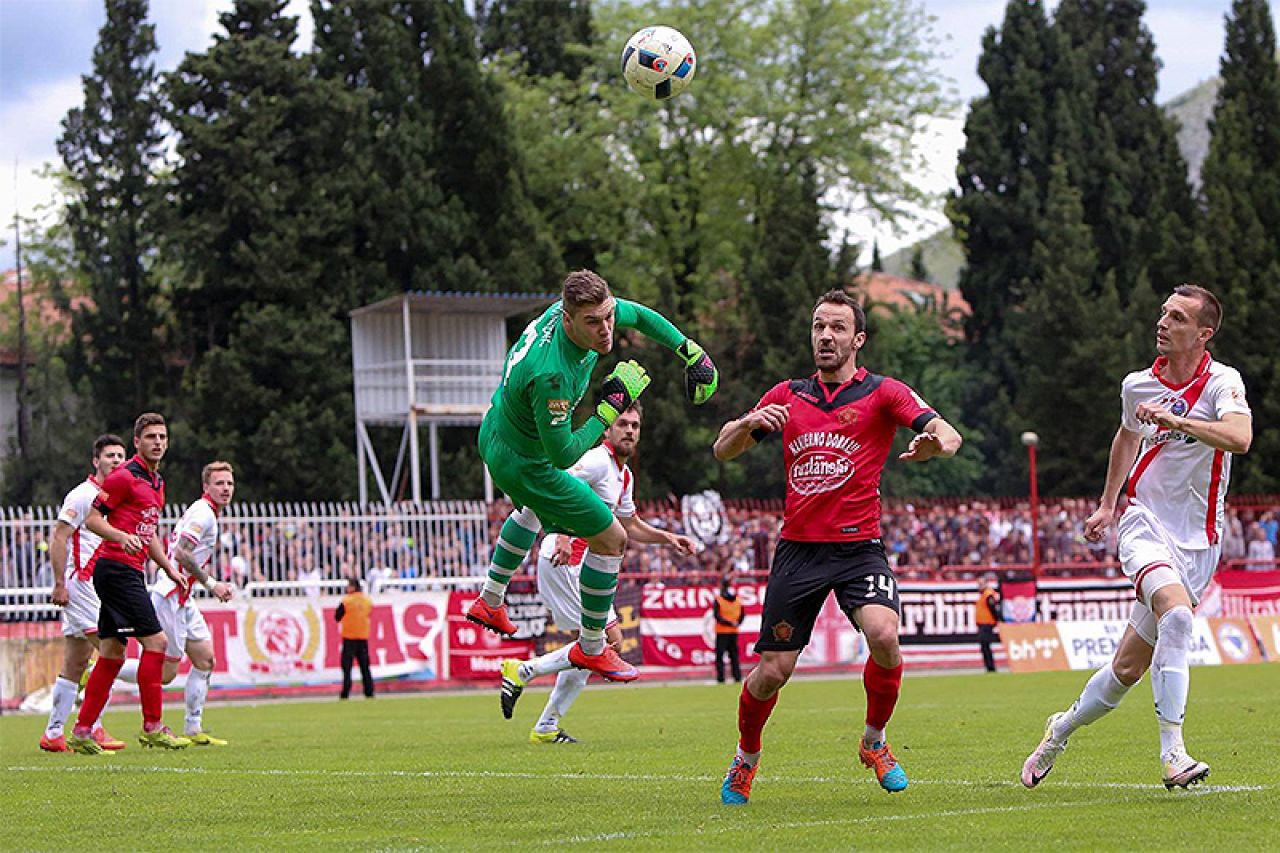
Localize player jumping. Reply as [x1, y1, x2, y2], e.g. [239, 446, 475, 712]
[465, 269, 717, 683]
[497, 403, 697, 742]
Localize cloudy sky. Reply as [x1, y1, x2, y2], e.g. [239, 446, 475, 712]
[0, 0, 1271, 268]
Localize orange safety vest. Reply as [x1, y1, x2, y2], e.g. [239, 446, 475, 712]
[975, 588, 1000, 626]
[714, 594, 743, 634]
[339, 591, 373, 640]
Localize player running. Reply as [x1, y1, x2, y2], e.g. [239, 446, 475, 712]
[148, 461, 236, 745]
[66, 413, 190, 753]
[497, 403, 697, 743]
[465, 269, 717, 683]
[712, 289, 962, 805]
[39, 434, 130, 753]
[1021, 285, 1251, 791]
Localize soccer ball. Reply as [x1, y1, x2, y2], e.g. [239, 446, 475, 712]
[621, 26, 697, 100]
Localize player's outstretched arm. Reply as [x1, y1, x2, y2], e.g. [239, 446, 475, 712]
[618, 514, 697, 555]
[614, 299, 718, 404]
[713, 404, 790, 461]
[898, 417, 963, 462]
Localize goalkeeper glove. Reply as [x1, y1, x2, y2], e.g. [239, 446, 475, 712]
[596, 360, 651, 426]
[677, 339, 719, 405]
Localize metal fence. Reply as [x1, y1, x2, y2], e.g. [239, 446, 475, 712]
[0, 501, 491, 621]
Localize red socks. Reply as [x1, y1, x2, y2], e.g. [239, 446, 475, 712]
[138, 650, 165, 727]
[74, 655, 124, 733]
[737, 684, 779, 754]
[863, 658, 903, 730]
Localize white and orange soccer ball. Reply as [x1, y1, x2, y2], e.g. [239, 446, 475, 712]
[621, 25, 697, 100]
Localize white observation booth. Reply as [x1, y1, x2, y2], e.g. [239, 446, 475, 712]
[350, 290, 556, 505]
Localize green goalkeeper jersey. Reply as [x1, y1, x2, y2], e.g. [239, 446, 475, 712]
[486, 298, 685, 469]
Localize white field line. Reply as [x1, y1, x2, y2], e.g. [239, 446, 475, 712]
[4, 764, 1268, 793]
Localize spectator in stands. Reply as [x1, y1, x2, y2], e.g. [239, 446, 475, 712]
[1245, 523, 1276, 569]
[1261, 510, 1279, 548]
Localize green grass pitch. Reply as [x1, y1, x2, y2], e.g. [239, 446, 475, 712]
[2, 664, 1277, 850]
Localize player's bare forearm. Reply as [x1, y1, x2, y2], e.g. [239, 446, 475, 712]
[174, 543, 211, 584]
[85, 509, 126, 546]
[1099, 427, 1142, 509]
[713, 417, 758, 461]
[48, 523, 72, 584]
[619, 515, 675, 546]
[923, 417, 963, 457]
[149, 538, 180, 580]
[1165, 412, 1252, 455]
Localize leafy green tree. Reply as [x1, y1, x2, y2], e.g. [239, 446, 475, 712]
[475, 0, 594, 79]
[1199, 0, 1280, 492]
[57, 0, 171, 430]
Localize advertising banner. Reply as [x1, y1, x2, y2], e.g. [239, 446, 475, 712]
[1249, 614, 1280, 660]
[1197, 569, 1280, 618]
[446, 591, 535, 681]
[164, 591, 449, 687]
[640, 582, 765, 668]
[999, 622, 1067, 673]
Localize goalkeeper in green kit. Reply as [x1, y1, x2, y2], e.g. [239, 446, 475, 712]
[468, 269, 718, 682]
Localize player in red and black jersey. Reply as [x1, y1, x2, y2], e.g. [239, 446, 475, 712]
[66, 412, 191, 753]
[713, 289, 962, 804]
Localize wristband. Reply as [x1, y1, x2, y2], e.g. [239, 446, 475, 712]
[202, 577, 218, 593]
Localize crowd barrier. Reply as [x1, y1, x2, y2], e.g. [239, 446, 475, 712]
[7, 569, 1277, 709]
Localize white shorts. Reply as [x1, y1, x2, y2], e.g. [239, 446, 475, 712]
[536, 553, 616, 633]
[1118, 506, 1220, 646]
[61, 576, 100, 639]
[150, 591, 211, 661]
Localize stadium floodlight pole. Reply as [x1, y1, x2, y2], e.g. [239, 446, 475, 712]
[1021, 431, 1041, 578]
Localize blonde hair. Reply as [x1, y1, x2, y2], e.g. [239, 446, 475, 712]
[202, 461, 234, 484]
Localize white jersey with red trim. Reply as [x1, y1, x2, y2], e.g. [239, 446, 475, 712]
[1121, 354, 1250, 549]
[56, 478, 104, 581]
[154, 497, 220, 605]
[537, 442, 635, 564]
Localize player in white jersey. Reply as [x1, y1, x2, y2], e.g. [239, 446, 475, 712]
[40, 435, 130, 752]
[148, 461, 235, 744]
[498, 404, 697, 742]
[1022, 285, 1253, 791]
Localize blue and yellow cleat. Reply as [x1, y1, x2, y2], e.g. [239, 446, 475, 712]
[859, 741, 908, 792]
[721, 755, 758, 805]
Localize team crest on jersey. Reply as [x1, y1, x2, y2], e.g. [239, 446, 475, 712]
[547, 399, 571, 425]
[773, 621, 794, 642]
[1169, 398, 1189, 417]
[836, 407, 858, 425]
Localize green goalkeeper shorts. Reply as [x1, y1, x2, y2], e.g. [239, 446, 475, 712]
[479, 417, 615, 538]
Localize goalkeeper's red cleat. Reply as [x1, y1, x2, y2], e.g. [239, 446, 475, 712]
[568, 643, 639, 682]
[465, 598, 517, 636]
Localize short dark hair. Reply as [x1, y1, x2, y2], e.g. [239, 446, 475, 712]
[93, 433, 125, 458]
[347, 577, 362, 592]
[1173, 283, 1222, 335]
[133, 412, 166, 439]
[562, 269, 611, 313]
[813, 288, 866, 334]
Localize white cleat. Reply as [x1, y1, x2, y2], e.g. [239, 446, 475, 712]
[1021, 711, 1068, 788]
[1162, 750, 1210, 790]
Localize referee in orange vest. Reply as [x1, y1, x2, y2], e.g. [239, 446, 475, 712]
[712, 581, 745, 683]
[335, 577, 375, 698]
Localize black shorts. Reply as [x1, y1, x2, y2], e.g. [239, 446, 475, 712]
[755, 539, 900, 653]
[92, 558, 163, 641]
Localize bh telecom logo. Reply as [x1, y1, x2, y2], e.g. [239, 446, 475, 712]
[1214, 622, 1252, 662]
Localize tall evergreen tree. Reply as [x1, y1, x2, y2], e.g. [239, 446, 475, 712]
[312, 0, 559, 295]
[57, 0, 170, 430]
[909, 246, 929, 282]
[1007, 157, 1132, 495]
[475, 0, 594, 79]
[870, 240, 884, 273]
[166, 0, 369, 499]
[1199, 0, 1280, 492]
